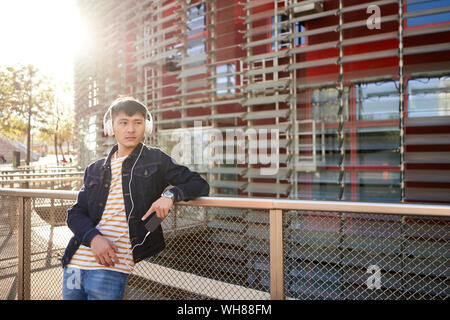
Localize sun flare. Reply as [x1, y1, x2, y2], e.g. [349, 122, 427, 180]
[0, 0, 87, 83]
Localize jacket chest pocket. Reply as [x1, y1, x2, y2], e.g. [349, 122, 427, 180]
[85, 175, 102, 189]
[133, 164, 158, 179]
[133, 165, 158, 197]
[84, 175, 105, 216]
[85, 175, 105, 199]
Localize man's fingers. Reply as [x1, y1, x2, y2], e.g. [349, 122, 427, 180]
[91, 236, 120, 266]
[108, 250, 119, 265]
[141, 205, 155, 221]
[156, 207, 168, 220]
[94, 252, 116, 267]
[142, 197, 174, 221]
[104, 252, 115, 266]
[161, 208, 169, 219]
[98, 255, 107, 266]
[109, 240, 120, 253]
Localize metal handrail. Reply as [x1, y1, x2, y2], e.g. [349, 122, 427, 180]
[0, 172, 83, 178]
[0, 177, 81, 185]
[1, 188, 449, 217]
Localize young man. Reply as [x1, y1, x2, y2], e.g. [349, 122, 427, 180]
[61, 97, 210, 300]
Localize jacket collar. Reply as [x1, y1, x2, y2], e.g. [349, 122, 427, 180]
[102, 142, 144, 170]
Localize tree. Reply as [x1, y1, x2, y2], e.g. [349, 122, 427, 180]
[0, 64, 54, 165]
[0, 67, 26, 140]
[37, 83, 74, 164]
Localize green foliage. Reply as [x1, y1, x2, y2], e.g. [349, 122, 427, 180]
[0, 64, 74, 163]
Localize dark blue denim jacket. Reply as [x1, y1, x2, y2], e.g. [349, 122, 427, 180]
[61, 143, 210, 268]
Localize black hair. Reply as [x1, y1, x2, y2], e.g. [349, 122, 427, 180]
[110, 96, 147, 120]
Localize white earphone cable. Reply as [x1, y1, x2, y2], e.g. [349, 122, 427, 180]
[115, 140, 155, 273]
[121, 143, 147, 272]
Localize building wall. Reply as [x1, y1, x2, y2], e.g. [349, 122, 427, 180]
[74, 0, 450, 203]
[0, 136, 39, 163]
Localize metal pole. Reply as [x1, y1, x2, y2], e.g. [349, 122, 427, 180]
[274, 0, 280, 199]
[269, 209, 284, 300]
[337, 0, 346, 200]
[289, 0, 299, 199]
[398, 0, 405, 202]
[17, 196, 31, 300]
[210, 0, 218, 196]
[245, 0, 253, 198]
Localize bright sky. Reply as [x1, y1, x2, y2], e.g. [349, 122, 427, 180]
[0, 0, 86, 85]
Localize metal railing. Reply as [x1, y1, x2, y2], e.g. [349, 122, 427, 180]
[0, 172, 83, 189]
[0, 188, 448, 300]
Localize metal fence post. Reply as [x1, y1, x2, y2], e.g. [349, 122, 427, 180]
[269, 209, 284, 300]
[17, 196, 31, 300]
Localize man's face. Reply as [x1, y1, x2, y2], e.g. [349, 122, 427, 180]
[112, 110, 146, 151]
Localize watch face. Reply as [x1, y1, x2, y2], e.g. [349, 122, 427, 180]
[164, 190, 174, 198]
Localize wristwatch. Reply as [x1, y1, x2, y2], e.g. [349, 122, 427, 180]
[161, 189, 175, 202]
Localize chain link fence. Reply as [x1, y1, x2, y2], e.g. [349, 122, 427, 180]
[0, 195, 18, 300]
[0, 191, 448, 300]
[0, 196, 73, 299]
[284, 211, 449, 300]
[126, 206, 271, 300]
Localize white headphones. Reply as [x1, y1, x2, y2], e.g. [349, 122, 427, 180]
[103, 98, 153, 137]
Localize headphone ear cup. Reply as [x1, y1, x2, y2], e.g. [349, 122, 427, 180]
[145, 119, 152, 135]
[105, 120, 113, 136]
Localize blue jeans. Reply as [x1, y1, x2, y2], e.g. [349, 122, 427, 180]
[62, 267, 129, 300]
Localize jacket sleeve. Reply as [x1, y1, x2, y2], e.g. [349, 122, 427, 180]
[66, 167, 102, 247]
[159, 149, 210, 203]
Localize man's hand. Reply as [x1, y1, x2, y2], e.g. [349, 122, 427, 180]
[90, 234, 120, 267]
[141, 196, 173, 221]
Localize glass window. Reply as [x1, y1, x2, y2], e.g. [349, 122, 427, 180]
[186, 36, 206, 68]
[186, 10, 206, 69]
[297, 170, 401, 202]
[299, 130, 350, 167]
[309, 183, 342, 200]
[311, 87, 349, 122]
[219, 171, 239, 196]
[85, 115, 97, 152]
[271, 14, 305, 50]
[166, 3, 205, 71]
[186, 3, 206, 68]
[88, 77, 98, 108]
[407, 77, 450, 117]
[166, 43, 182, 72]
[216, 64, 236, 95]
[356, 149, 400, 166]
[297, 171, 349, 200]
[356, 127, 401, 166]
[406, 0, 450, 27]
[355, 82, 400, 121]
[357, 127, 400, 151]
[301, 88, 350, 167]
[357, 171, 401, 202]
[187, 3, 205, 37]
[296, 83, 404, 203]
[143, 22, 152, 60]
[297, 170, 338, 184]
